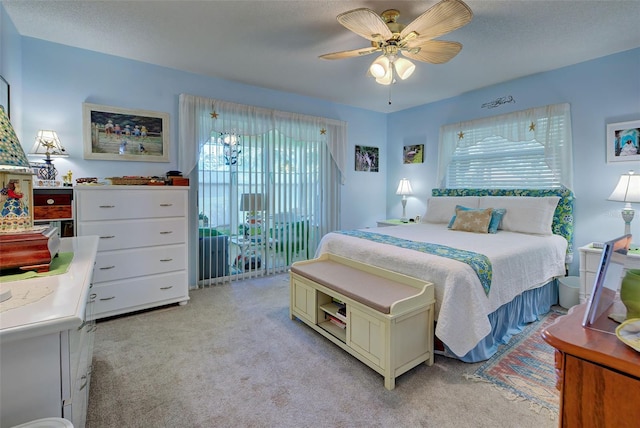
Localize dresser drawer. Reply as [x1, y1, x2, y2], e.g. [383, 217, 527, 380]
[92, 245, 186, 283]
[77, 218, 186, 250]
[77, 189, 186, 221]
[91, 271, 188, 317]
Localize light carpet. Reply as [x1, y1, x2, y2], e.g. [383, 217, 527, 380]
[465, 311, 564, 418]
[87, 274, 557, 428]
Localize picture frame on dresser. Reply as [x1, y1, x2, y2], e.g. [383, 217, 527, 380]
[582, 234, 632, 333]
[82, 102, 170, 162]
[606, 119, 640, 163]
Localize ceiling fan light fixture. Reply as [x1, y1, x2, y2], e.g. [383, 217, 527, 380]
[369, 55, 390, 78]
[375, 67, 394, 85]
[394, 57, 415, 80]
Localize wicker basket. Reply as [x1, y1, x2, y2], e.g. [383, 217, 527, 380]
[107, 176, 151, 185]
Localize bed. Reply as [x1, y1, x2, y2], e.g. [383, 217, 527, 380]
[316, 188, 574, 362]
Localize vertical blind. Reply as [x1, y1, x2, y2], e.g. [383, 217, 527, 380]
[179, 94, 346, 286]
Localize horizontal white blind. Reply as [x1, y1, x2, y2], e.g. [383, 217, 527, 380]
[442, 105, 571, 189]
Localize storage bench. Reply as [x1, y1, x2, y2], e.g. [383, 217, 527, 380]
[290, 253, 435, 390]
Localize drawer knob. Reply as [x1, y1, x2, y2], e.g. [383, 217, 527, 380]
[99, 296, 116, 301]
[160, 231, 173, 235]
[47, 198, 55, 205]
[100, 235, 115, 239]
[160, 203, 173, 207]
[160, 286, 174, 290]
[99, 205, 115, 208]
[160, 258, 173, 262]
[99, 265, 116, 270]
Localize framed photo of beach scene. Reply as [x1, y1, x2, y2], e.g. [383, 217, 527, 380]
[606, 120, 640, 163]
[83, 102, 170, 162]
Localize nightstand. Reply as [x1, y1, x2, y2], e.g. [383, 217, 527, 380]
[376, 219, 408, 227]
[32, 187, 74, 237]
[579, 242, 640, 303]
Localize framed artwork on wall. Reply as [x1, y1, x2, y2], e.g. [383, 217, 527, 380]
[403, 144, 424, 164]
[606, 119, 640, 163]
[0, 75, 9, 119]
[355, 145, 379, 172]
[82, 102, 170, 162]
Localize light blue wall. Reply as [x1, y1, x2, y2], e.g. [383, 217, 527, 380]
[3, 3, 639, 279]
[388, 48, 640, 275]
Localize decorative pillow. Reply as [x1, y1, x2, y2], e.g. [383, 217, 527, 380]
[478, 196, 560, 235]
[451, 207, 493, 233]
[423, 196, 480, 224]
[447, 206, 506, 234]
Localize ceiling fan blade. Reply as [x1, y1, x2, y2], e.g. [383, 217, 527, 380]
[400, 0, 473, 41]
[337, 8, 393, 42]
[319, 46, 380, 60]
[401, 40, 462, 64]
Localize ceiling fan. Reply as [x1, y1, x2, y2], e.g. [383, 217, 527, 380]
[319, 0, 473, 85]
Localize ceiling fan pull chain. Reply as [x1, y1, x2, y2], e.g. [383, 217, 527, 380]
[388, 83, 392, 105]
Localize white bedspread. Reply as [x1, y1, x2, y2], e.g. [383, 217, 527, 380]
[315, 223, 567, 356]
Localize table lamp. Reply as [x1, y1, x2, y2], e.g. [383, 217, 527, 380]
[396, 178, 413, 222]
[29, 130, 68, 184]
[608, 170, 640, 235]
[240, 193, 265, 238]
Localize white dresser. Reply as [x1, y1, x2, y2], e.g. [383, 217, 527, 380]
[0, 236, 99, 428]
[578, 243, 640, 303]
[75, 186, 190, 319]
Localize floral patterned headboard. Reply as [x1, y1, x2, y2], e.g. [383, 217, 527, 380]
[432, 187, 574, 263]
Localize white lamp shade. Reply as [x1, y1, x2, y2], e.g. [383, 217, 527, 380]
[375, 67, 394, 85]
[394, 58, 415, 80]
[30, 130, 68, 157]
[396, 178, 413, 195]
[608, 171, 640, 203]
[369, 55, 390, 79]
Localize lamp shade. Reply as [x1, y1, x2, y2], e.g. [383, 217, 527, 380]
[608, 171, 640, 203]
[240, 193, 265, 211]
[0, 106, 30, 171]
[369, 55, 390, 79]
[396, 178, 413, 195]
[394, 58, 416, 80]
[29, 130, 68, 157]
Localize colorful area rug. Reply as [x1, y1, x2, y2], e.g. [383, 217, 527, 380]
[465, 311, 564, 418]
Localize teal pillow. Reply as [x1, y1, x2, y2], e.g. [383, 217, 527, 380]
[448, 205, 506, 234]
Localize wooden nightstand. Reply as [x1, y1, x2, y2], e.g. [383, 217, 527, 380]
[33, 187, 74, 237]
[579, 243, 640, 303]
[376, 219, 408, 227]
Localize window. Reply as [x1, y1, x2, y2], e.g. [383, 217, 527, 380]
[438, 103, 573, 190]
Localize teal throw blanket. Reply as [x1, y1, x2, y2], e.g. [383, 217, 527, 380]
[335, 230, 492, 295]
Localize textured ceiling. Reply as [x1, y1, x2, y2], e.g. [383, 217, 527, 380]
[4, 0, 640, 113]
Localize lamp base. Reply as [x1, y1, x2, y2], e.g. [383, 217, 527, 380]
[622, 207, 635, 236]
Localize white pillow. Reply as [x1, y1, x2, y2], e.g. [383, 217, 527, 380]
[478, 196, 560, 235]
[423, 196, 480, 224]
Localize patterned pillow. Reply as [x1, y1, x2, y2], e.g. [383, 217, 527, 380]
[451, 207, 493, 233]
[448, 206, 506, 234]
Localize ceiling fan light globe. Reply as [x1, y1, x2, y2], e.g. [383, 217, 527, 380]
[394, 58, 415, 80]
[375, 69, 394, 85]
[369, 56, 390, 78]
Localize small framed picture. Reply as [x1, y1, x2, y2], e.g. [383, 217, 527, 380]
[83, 102, 170, 162]
[403, 144, 424, 164]
[606, 120, 640, 163]
[355, 145, 379, 172]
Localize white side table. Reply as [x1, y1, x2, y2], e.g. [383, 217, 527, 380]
[579, 243, 640, 303]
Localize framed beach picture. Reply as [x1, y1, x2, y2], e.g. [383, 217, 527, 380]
[606, 120, 640, 163]
[403, 144, 424, 164]
[355, 145, 379, 172]
[83, 102, 170, 162]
